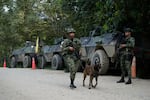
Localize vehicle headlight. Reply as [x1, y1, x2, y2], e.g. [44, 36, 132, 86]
[31, 46, 34, 48]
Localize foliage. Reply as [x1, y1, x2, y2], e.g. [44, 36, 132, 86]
[0, 0, 149, 60]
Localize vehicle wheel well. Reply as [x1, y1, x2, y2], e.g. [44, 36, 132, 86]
[95, 47, 108, 57]
[10, 55, 15, 58]
[95, 45, 104, 51]
[53, 52, 62, 57]
[53, 53, 64, 62]
[24, 54, 30, 56]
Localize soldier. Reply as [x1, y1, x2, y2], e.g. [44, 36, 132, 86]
[61, 28, 81, 88]
[117, 28, 135, 84]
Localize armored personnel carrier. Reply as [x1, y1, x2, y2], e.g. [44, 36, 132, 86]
[10, 41, 37, 68]
[80, 28, 124, 74]
[38, 29, 124, 74]
[37, 37, 64, 70]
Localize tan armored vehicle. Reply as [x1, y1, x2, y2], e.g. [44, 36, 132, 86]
[80, 29, 124, 74]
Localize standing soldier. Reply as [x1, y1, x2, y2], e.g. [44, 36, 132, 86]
[61, 28, 81, 88]
[117, 28, 135, 84]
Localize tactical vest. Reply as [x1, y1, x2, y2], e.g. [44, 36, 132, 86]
[120, 37, 135, 54]
[62, 38, 81, 56]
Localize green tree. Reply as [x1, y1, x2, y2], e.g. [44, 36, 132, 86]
[0, 0, 149, 64]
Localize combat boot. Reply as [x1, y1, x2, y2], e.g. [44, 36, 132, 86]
[117, 76, 125, 83]
[70, 84, 76, 88]
[125, 78, 132, 84]
[70, 79, 76, 88]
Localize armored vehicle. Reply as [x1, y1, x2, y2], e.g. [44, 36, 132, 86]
[80, 29, 124, 74]
[37, 37, 64, 69]
[10, 41, 37, 68]
[37, 29, 124, 74]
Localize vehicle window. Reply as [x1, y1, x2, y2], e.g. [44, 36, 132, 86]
[80, 37, 91, 45]
[101, 33, 117, 44]
[54, 37, 63, 44]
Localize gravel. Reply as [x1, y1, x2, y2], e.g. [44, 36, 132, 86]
[0, 68, 150, 100]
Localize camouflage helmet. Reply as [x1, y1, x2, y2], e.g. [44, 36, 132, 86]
[124, 28, 133, 32]
[66, 28, 76, 34]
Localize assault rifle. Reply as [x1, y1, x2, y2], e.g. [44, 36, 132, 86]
[115, 36, 127, 68]
[68, 41, 85, 69]
[68, 42, 81, 59]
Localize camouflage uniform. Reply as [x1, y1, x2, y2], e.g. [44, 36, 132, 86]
[62, 37, 81, 88]
[117, 28, 135, 84]
[120, 37, 135, 78]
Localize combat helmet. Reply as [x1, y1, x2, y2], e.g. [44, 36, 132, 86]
[66, 28, 76, 34]
[124, 28, 133, 32]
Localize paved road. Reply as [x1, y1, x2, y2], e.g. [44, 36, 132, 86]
[0, 68, 150, 100]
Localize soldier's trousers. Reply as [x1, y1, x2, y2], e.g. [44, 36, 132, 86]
[120, 54, 132, 78]
[64, 56, 80, 81]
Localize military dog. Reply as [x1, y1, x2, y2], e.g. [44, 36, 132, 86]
[83, 59, 101, 89]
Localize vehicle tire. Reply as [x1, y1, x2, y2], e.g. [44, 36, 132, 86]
[51, 54, 63, 70]
[91, 50, 109, 74]
[38, 56, 46, 69]
[10, 57, 16, 68]
[23, 55, 31, 68]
